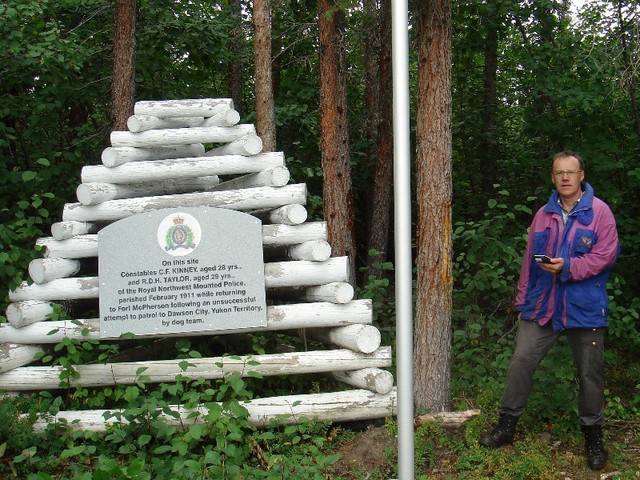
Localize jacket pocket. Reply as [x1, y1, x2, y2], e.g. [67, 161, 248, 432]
[572, 228, 597, 256]
[565, 276, 608, 328]
[533, 228, 551, 255]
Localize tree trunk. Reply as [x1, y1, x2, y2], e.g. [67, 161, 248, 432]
[254, 0, 277, 151]
[111, 0, 137, 131]
[363, 0, 380, 168]
[617, 2, 640, 146]
[366, 0, 393, 273]
[318, 0, 356, 286]
[479, 10, 500, 195]
[227, 0, 244, 116]
[414, 0, 453, 413]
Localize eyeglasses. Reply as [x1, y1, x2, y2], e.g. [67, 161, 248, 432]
[552, 170, 583, 177]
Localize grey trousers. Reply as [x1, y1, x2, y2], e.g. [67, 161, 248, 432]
[499, 319, 605, 426]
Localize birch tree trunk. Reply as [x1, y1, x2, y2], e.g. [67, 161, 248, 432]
[254, 0, 277, 151]
[111, 0, 136, 131]
[414, 0, 453, 413]
[318, 0, 356, 286]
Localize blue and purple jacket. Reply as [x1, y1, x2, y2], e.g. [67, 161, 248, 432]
[514, 182, 619, 331]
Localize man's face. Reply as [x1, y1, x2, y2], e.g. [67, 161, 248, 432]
[551, 156, 585, 202]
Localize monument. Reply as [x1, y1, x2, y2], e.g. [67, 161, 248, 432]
[98, 207, 267, 337]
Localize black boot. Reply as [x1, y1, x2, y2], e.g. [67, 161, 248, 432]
[479, 414, 519, 448]
[582, 425, 608, 470]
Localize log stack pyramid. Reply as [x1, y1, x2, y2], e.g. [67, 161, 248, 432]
[0, 98, 397, 432]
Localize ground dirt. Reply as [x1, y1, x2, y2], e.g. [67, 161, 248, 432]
[331, 420, 640, 480]
[333, 425, 395, 478]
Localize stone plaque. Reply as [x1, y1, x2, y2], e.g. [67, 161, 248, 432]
[98, 208, 267, 338]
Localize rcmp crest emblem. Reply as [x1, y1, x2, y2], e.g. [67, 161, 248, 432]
[157, 212, 202, 256]
[579, 236, 593, 249]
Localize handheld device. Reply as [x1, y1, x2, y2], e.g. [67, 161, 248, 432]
[534, 254, 552, 264]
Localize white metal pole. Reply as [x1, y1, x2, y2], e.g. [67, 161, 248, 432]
[391, 0, 414, 479]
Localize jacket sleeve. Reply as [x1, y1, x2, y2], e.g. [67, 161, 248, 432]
[514, 210, 543, 308]
[560, 201, 619, 283]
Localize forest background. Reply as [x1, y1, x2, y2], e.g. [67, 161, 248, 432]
[0, 0, 639, 478]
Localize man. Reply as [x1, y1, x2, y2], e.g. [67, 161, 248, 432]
[479, 151, 619, 471]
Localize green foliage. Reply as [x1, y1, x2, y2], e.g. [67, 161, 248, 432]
[0, 0, 111, 310]
[136, 0, 244, 101]
[456, 436, 557, 480]
[453, 190, 531, 312]
[357, 252, 395, 317]
[0, 198, 49, 294]
[450, 192, 531, 407]
[607, 275, 640, 352]
[0, 338, 345, 479]
[357, 252, 396, 346]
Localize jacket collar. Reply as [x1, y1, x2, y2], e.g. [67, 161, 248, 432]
[544, 182, 595, 226]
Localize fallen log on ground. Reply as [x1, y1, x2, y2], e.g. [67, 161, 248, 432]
[414, 409, 481, 428]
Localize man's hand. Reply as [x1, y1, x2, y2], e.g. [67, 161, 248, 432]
[540, 257, 564, 274]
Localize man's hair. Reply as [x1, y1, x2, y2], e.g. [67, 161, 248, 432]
[552, 150, 585, 171]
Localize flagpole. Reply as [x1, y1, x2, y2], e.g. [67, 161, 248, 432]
[391, 0, 414, 478]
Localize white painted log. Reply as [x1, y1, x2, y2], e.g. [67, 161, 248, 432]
[102, 144, 205, 167]
[0, 318, 96, 343]
[50, 221, 99, 240]
[0, 344, 43, 373]
[8, 257, 345, 303]
[264, 240, 332, 262]
[1, 300, 373, 343]
[127, 115, 205, 132]
[306, 324, 381, 354]
[199, 108, 241, 127]
[0, 347, 392, 390]
[204, 134, 262, 156]
[28, 258, 80, 284]
[36, 222, 328, 259]
[6, 300, 54, 328]
[213, 166, 290, 191]
[0, 392, 19, 400]
[286, 241, 331, 261]
[268, 282, 354, 304]
[332, 368, 394, 395]
[62, 184, 307, 222]
[305, 282, 354, 303]
[252, 204, 308, 226]
[110, 125, 256, 148]
[9, 277, 99, 302]
[133, 98, 234, 117]
[37, 235, 100, 258]
[264, 256, 349, 288]
[262, 222, 327, 246]
[76, 176, 220, 205]
[77, 183, 122, 205]
[28, 388, 398, 432]
[83, 152, 285, 184]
